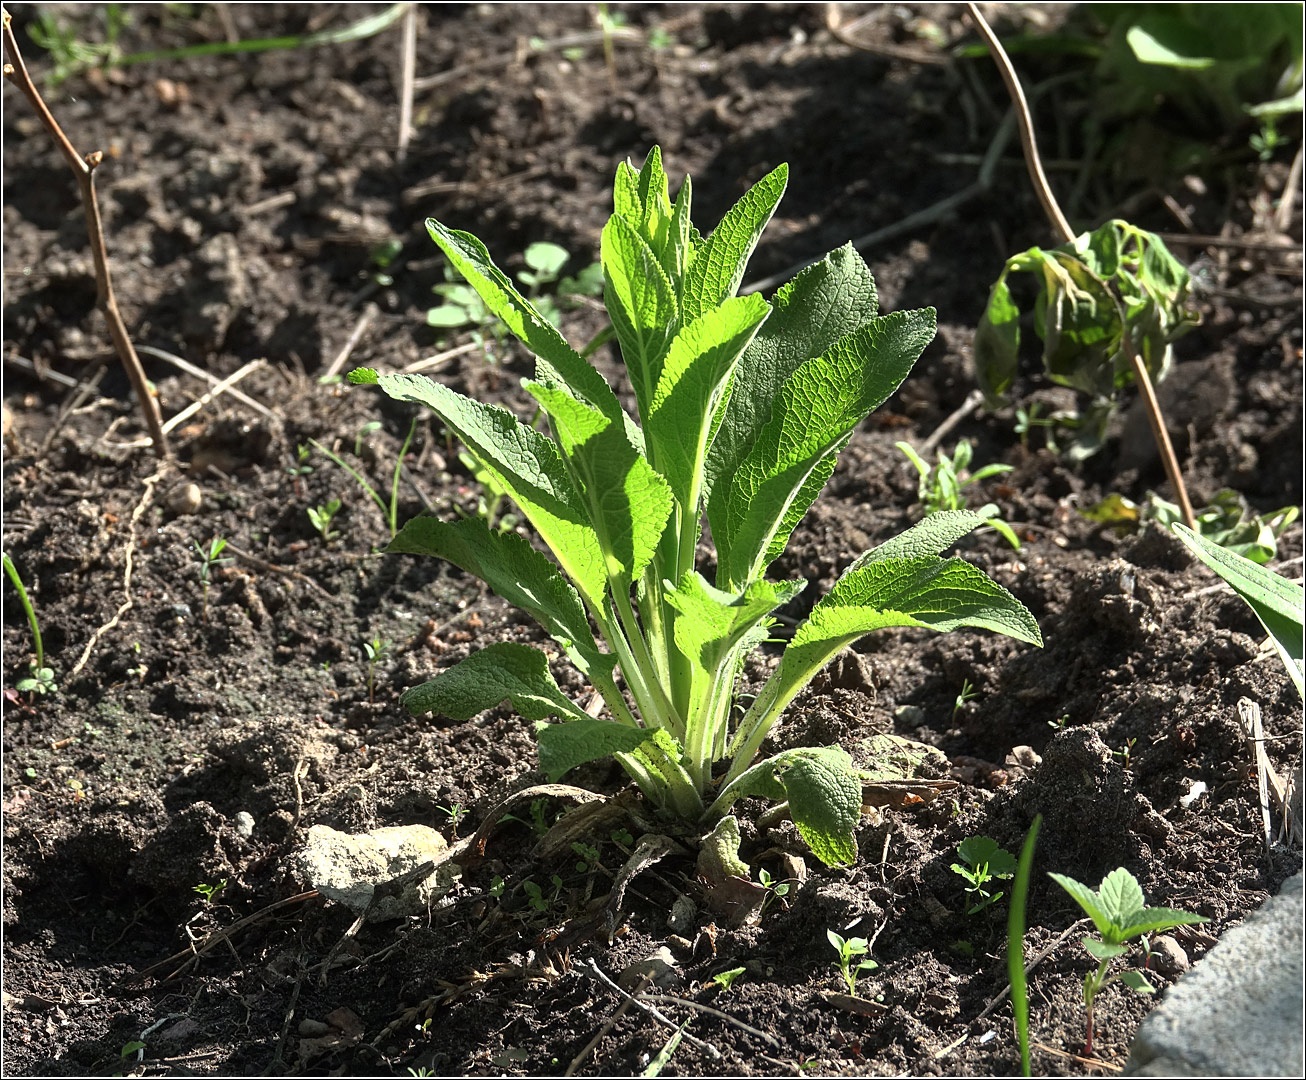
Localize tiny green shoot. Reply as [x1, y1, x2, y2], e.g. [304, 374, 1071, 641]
[363, 637, 391, 704]
[897, 440, 1021, 549]
[286, 443, 313, 496]
[438, 802, 466, 835]
[711, 966, 747, 992]
[1049, 866, 1209, 1055]
[310, 415, 418, 540]
[1008, 815, 1041, 1078]
[827, 929, 878, 996]
[758, 867, 791, 915]
[192, 878, 228, 906]
[307, 498, 343, 543]
[193, 537, 232, 622]
[951, 836, 1017, 914]
[952, 677, 980, 720]
[3, 552, 56, 697]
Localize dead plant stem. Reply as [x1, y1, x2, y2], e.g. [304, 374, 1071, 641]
[2, 8, 171, 459]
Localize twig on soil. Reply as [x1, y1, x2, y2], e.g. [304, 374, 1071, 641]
[965, 2, 1197, 532]
[581, 959, 723, 1061]
[565, 974, 652, 1076]
[38, 364, 107, 455]
[131, 890, 320, 984]
[637, 994, 782, 1048]
[2, 8, 171, 460]
[1239, 697, 1300, 852]
[1030, 1041, 1122, 1072]
[4, 354, 81, 389]
[322, 305, 377, 381]
[221, 543, 334, 600]
[396, 4, 417, 163]
[68, 463, 171, 680]
[402, 164, 549, 206]
[825, 5, 950, 65]
[136, 344, 282, 428]
[161, 357, 266, 435]
[974, 917, 1091, 1022]
[918, 389, 985, 457]
[402, 341, 481, 374]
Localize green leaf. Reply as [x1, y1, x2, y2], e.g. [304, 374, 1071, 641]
[713, 309, 936, 588]
[401, 642, 591, 724]
[704, 244, 879, 510]
[387, 515, 614, 681]
[602, 212, 679, 425]
[534, 717, 659, 782]
[846, 510, 989, 570]
[366, 372, 607, 609]
[426, 219, 626, 425]
[682, 164, 788, 323]
[1048, 872, 1113, 939]
[1083, 938, 1128, 960]
[524, 241, 569, 277]
[525, 382, 673, 585]
[974, 273, 1021, 404]
[1119, 970, 1156, 994]
[1098, 866, 1147, 927]
[715, 747, 862, 867]
[1117, 906, 1211, 940]
[647, 293, 771, 511]
[1172, 523, 1304, 696]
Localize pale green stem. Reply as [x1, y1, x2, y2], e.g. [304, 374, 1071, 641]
[612, 580, 680, 735]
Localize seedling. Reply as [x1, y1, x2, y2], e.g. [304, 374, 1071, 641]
[307, 498, 343, 543]
[827, 929, 878, 997]
[758, 867, 791, 915]
[488, 875, 506, 899]
[1008, 816, 1041, 1078]
[1049, 866, 1209, 1054]
[571, 841, 601, 873]
[521, 875, 565, 913]
[353, 148, 1042, 868]
[192, 878, 227, 906]
[363, 637, 391, 704]
[1112, 736, 1138, 770]
[951, 836, 1017, 914]
[952, 677, 980, 720]
[3, 552, 56, 697]
[286, 443, 314, 497]
[710, 966, 747, 992]
[193, 537, 232, 622]
[438, 802, 467, 835]
[896, 440, 1021, 549]
[310, 415, 418, 540]
[368, 239, 403, 288]
[1012, 401, 1063, 453]
[355, 420, 384, 457]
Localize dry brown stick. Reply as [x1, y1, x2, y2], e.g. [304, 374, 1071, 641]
[135, 344, 282, 427]
[2, 8, 170, 460]
[1275, 143, 1303, 234]
[565, 974, 651, 1077]
[396, 3, 416, 163]
[965, 2, 1196, 531]
[160, 357, 265, 435]
[974, 917, 1092, 1022]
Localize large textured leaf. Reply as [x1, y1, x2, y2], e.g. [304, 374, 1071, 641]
[525, 382, 673, 584]
[401, 642, 590, 723]
[712, 309, 936, 588]
[357, 370, 607, 608]
[647, 293, 770, 512]
[387, 515, 613, 681]
[1172, 522, 1304, 696]
[713, 747, 862, 867]
[682, 164, 787, 323]
[602, 213, 679, 426]
[974, 272, 1021, 405]
[704, 243, 879, 508]
[426, 219, 625, 424]
[845, 510, 989, 570]
[535, 717, 659, 782]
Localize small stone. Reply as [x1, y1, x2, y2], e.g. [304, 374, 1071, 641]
[233, 811, 255, 839]
[667, 894, 696, 935]
[1148, 935, 1190, 976]
[297, 1019, 331, 1037]
[894, 704, 926, 724]
[169, 603, 193, 619]
[168, 483, 203, 515]
[619, 947, 679, 990]
[292, 823, 461, 921]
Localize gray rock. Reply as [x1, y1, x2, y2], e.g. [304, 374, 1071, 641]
[233, 811, 255, 839]
[293, 824, 461, 921]
[1125, 872, 1303, 1076]
[619, 947, 679, 990]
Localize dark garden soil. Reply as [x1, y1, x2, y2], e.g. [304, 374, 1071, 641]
[2, 4, 1302, 1076]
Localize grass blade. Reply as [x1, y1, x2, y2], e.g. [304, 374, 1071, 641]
[1009, 813, 1041, 1077]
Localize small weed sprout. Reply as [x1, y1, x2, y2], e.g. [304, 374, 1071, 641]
[951, 836, 1017, 914]
[355, 420, 384, 457]
[488, 875, 506, 898]
[438, 802, 466, 835]
[710, 966, 747, 992]
[952, 677, 980, 720]
[1049, 866, 1209, 1055]
[363, 637, 391, 704]
[571, 841, 602, 873]
[1013, 402, 1063, 453]
[827, 929, 878, 997]
[193, 537, 232, 622]
[286, 443, 313, 496]
[758, 867, 791, 915]
[307, 498, 343, 543]
[896, 440, 1021, 549]
[311, 416, 418, 541]
[1112, 737, 1138, 770]
[193, 878, 228, 906]
[3, 552, 56, 697]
